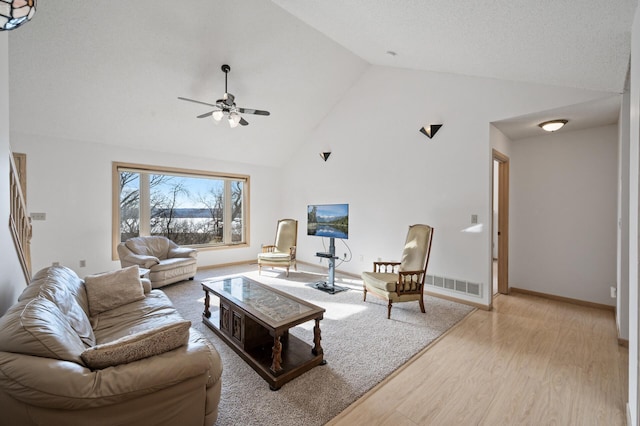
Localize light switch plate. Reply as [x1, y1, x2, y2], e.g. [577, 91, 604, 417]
[31, 212, 46, 221]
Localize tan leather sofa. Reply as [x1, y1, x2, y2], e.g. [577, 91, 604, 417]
[118, 236, 198, 288]
[0, 265, 222, 426]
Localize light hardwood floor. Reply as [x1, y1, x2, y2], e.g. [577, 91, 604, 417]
[328, 292, 628, 425]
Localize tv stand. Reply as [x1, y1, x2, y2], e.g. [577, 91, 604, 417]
[312, 237, 347, 294]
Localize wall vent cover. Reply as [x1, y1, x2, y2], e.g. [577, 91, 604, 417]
[426, 274, 483, 298]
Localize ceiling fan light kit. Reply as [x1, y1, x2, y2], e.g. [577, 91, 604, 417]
[178, 64, 270, 128]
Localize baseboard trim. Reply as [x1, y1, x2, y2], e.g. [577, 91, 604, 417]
[197, 259, 254, 271]
[510, 287, 615, 312]
[425, 290, 491, 311]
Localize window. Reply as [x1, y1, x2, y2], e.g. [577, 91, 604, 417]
[113, 162, 249, 258]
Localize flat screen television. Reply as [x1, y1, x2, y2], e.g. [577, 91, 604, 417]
[307, 203, 349, 239]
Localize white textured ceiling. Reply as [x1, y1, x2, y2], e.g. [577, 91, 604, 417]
[273, 0, 636, 93]
[8, 0, 638, 165]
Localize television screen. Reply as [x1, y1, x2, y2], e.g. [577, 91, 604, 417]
[307, 203, 349, 239]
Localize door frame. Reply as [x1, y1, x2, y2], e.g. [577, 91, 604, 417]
[492, 149, 509, 295]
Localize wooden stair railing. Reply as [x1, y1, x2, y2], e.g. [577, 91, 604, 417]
[9, 153, 32, 282]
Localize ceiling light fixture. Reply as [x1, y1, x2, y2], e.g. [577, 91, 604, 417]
[0, 0, 36, 31]
[538, 119, 568, 132]
[228, 112, 241, 128]
[419, 124, 443, 139]
[211, 110, 224, 122]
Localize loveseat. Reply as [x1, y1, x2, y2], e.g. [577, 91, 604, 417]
[118, 236, 198, 288]
[0, 265, 222, 426]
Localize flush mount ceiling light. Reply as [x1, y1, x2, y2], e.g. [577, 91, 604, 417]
[538, 119, 568, 132]
[0, 0, 36, 31]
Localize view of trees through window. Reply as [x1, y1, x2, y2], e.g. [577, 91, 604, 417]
[117, 166, 246, 247]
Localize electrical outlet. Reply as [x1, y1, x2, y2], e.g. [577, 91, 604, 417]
[610, 286, 617, 298]
[471, 214, 478, 224]
[79, 260, 86, 268]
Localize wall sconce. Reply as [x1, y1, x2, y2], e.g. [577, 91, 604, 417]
[0, 0, 37, 31]
[419, 124, 442, 139]
[320, 152, 331, 162]
[538, 119, 568, 132]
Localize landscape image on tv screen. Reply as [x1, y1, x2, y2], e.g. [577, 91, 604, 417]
[307, 203, 349, 239]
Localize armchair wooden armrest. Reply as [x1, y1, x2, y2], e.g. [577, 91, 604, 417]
[373, 261, 400, 273]
[396, 270, 425, 294]
[262, 245, 276, 253]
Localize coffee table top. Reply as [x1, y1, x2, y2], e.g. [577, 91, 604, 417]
[202, 276, 325, 328]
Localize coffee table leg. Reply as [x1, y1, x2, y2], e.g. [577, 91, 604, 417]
[271, 335, 283, 373]
[203, 290, 211, 318]
[313, 318, 324, 356]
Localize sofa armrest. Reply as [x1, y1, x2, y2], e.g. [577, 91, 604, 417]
[120, 253, 160, 269]
[0, 339, 214, 410]
[168, 246, 197, 259]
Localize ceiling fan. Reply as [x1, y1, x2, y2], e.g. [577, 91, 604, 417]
[178, 64, 270, 128]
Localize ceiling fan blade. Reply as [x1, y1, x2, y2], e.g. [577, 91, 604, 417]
[238, 107, 270, 116]
[197, 111, 215, 119]
[177, 97, 218, 108]
[239, 117, 249, 126]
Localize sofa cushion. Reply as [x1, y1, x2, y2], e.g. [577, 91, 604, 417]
[84, 266, 145, 316]
[17, 265, 95, 346]
[0, 297, 87, 366]
[125, 236, 171, 259]
[91, 291, 185, 342]
[151, 256, 197, 272]
[81, 320, 191, 369]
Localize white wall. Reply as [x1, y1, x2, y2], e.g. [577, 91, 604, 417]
[281, 65, 616, 307]
[619, 89, 631, 341]
[629, 4, 640, 423]
[510, 125, 618, 305]
[10, 133, 283, 277]
[0, 34, 30, 315]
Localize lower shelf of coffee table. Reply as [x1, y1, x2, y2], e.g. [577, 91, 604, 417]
[203, 311, 325, 390]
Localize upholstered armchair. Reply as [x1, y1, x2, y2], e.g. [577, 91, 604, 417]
[258, 219, 298, 277]
[118, 236, 198, 288]
[362, 224, 434, 319]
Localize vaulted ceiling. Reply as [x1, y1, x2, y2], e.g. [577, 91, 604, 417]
[8, 0, 638, 166]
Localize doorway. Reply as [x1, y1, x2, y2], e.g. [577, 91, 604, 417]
[492, 150, 509, 296]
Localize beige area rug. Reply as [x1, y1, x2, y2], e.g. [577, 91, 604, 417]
[162, 263, 474, 426]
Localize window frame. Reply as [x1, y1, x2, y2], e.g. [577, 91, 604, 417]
[112, 161, 250, 260]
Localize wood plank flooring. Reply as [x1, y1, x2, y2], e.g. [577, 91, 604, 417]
[327, 292, 628, 425]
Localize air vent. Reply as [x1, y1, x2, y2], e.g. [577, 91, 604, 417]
[426, 274, 483, 298]
[445, 278, 455, 290]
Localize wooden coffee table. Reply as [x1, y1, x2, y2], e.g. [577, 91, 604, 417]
[202, 276, 326, 390]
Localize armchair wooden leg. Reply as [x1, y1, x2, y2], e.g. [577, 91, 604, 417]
[387, 300, 392, 319]
[363, 286, 367, 302]
[259, 265, 261, 275]
[419, 297, 426, 313]
[286, 266, 290, 277]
